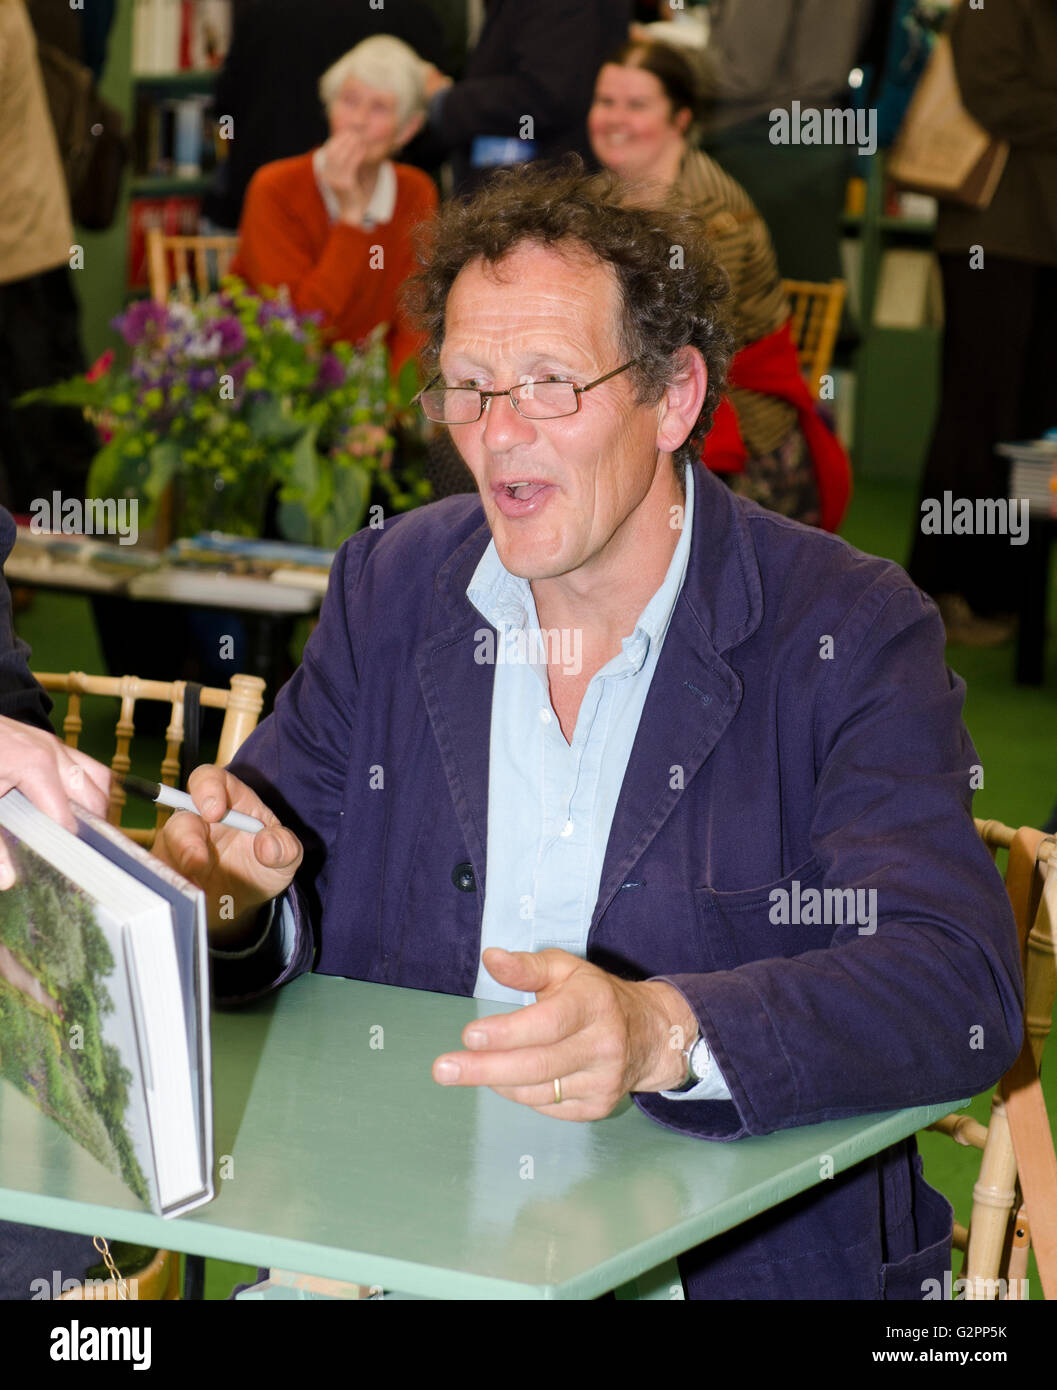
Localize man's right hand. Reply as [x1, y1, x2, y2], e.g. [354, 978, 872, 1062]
[151, 764, 303, 943]
[319, 130, 370, 223]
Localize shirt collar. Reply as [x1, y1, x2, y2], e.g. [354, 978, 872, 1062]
[466, 465, 695, 674]
[312, 151, 397, 228]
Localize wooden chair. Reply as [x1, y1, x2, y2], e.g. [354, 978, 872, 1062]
[31, 670, 265, 848]
[925, 819, 1057, 1299]
[146, 227, 239, 305]
[782, 278, 846, 394]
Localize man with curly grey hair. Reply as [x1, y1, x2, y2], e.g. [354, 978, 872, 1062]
[156, 164, 1021, 1301]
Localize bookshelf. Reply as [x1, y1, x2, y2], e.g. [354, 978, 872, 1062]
[73, 1, 231, 355]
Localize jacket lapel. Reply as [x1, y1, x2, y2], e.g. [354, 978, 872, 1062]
[591, 467, 764, 928]
[415, 519, 495, 901]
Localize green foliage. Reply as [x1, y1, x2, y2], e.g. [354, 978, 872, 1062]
[21, 279, 430, 545]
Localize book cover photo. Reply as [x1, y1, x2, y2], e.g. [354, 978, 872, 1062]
[0, 791, 213, 1218]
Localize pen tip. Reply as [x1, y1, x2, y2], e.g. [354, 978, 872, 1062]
[120, 774, 162, 802]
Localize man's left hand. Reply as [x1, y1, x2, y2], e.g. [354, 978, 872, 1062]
[431, 947, 698, 1120]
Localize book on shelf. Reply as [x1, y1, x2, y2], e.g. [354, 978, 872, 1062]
[0, 790, 213, 1218]
[872, 249, 943, 330]
[128, 195, 202, 289]
[133, 90, 219, 179]
[132, 0, 232, 75]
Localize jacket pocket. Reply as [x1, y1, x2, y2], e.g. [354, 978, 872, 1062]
[695, 854, 831, 971]
[880, 1157, 954, 1301]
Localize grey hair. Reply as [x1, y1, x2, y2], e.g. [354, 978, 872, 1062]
[318, 35, 428, 128]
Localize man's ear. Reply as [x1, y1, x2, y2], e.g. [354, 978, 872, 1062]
[393, 110, 426, 151]
[656, 347, 707, 457]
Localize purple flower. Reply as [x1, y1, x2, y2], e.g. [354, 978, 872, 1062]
[188, 366, 218, 392]
[213, 316, 246, 355]
[256, 301, 289, 327]
[113, 299, 168, 346]
[316, 353, 345, 391]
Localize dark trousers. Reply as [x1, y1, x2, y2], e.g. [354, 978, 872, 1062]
[0, 1219, 100, 1301]
[0, 265, 96, 515]
[907, 254, 1057, 617]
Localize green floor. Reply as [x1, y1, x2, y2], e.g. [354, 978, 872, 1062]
[13, 475, 1055, 1299]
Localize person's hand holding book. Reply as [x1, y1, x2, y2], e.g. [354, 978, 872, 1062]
[151, 764, 303, 946]
[0, 714, 110, 888]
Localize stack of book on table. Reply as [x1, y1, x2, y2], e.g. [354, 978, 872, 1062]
[8, 529, 336, 607]
[998, 435, 1057, 518]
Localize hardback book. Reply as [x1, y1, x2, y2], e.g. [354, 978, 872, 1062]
[0, 790, 213, 1218]
[872, 250, 942, 330]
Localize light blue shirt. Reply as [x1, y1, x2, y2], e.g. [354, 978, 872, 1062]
[466, 466, 730, 1102]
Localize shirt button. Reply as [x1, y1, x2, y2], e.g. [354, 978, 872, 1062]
[539, 709, 552, 724]
[560, 820, 574, 837]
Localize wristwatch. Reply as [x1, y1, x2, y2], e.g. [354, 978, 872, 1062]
[670, 1032, 713, 1093]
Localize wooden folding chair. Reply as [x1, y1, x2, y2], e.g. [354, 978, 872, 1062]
[146, 228, 239, 306]
[926, 820, 1057, 1299]
[782, 278, 846, 394]
[32, 670, 265, 848]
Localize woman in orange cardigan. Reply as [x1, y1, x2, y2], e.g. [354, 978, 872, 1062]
[231, 35, 438, 375]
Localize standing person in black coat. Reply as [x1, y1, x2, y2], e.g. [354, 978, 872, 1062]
[906, 0, 1057, 644]
[421, 0, 633, 193]
[202, 0, 447, 232]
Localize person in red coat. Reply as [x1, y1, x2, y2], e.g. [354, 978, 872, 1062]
[231, 35, 439, 376]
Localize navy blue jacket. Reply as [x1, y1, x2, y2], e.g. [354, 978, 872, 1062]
[228, 463, 1023, 1299]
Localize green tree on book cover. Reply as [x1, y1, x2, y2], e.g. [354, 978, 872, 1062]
[0, 832, 149, 1204]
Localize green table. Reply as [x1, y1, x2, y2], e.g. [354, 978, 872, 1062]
[0, 974, 964, 1299]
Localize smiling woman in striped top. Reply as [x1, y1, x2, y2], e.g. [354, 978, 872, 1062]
[589, 40, 850, 532]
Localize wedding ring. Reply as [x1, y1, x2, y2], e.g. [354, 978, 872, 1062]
[553, 1077, 563, 1104]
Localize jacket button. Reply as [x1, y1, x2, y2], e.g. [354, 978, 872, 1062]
[452, 862, 476, 893]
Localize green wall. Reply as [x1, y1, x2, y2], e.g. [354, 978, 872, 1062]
[73, 0, 133, 365]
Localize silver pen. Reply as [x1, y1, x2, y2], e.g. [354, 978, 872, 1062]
[116, 773, 264, 833]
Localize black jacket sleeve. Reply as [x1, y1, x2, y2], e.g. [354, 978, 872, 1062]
[0, 507, 54, 731]
[435, 0, 630, 149]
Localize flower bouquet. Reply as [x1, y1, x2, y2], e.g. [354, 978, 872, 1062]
[18, 278, 431, 547]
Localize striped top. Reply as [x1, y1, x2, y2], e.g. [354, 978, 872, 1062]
[672, 148, 797, 456]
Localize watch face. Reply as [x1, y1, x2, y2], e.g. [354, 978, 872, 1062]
[688, 1037, 710, 1080]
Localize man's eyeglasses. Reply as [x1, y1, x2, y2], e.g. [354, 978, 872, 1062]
[415, 360, 638, 424]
